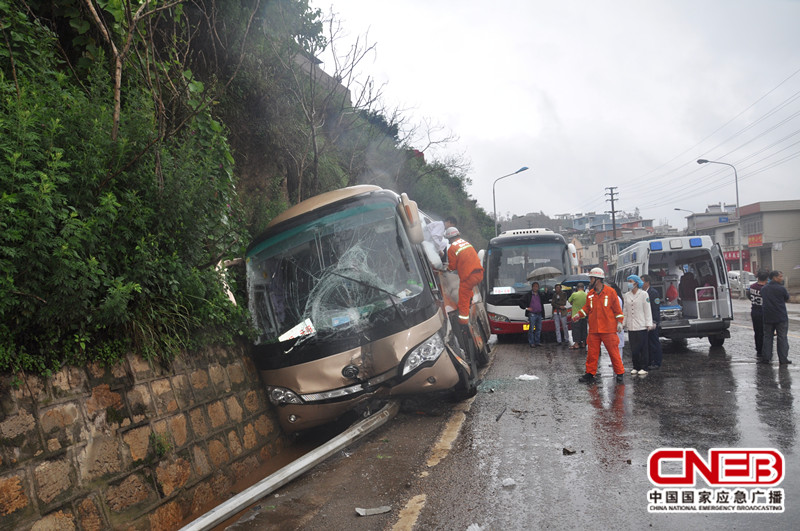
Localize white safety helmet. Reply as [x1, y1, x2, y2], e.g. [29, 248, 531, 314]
[588, 267, 605, 279]
[444, 226, 460, 239]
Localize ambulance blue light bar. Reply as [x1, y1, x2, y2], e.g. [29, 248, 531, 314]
[689, 237, 703, 248]
[649, 241, 663, 251]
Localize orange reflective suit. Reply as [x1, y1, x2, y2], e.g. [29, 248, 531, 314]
[576, 284, 625, 375]
[447, 237, 484, 324]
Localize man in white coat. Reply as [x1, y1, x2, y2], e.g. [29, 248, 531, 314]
[623, 274, 654, 376]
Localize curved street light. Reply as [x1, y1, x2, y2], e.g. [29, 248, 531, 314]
[492, 166, 530, 237]
[697, 158, 745, 297]
[674, 207, 696, 235]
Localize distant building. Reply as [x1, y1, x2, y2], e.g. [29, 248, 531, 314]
[740, 200, 800, 289]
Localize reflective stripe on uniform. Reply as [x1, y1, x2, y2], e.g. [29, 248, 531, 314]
[454, 243, 473, 255]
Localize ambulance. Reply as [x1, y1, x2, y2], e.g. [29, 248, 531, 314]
[615, 236, 733, 346]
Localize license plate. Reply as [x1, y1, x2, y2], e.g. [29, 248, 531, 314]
[523, 324, 530, 331]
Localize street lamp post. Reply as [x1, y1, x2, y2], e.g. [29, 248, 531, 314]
[674, 208, 696, 235]
[492, 166, 530, 237]
[697, 158, 745, 297]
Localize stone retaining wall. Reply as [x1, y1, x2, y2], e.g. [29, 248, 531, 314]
[0, 344, 287, 530]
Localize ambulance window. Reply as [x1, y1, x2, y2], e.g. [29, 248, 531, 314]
[716, 257, 727, 284]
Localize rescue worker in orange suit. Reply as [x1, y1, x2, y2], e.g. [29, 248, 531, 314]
[573, 267, 626, 384]
[444, 227, 484, 334]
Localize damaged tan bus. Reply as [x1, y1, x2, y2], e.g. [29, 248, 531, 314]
[245, 185, 489, 433]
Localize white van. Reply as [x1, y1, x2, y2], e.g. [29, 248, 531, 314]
[615, 236, 733, 346]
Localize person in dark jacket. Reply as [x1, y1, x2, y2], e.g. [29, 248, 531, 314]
[519, 281, 548, 347]
[642, 275, 663, 369]
[759, 270, 791, 365]
[747, 269, 769, 359]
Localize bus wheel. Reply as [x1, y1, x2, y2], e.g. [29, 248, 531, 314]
[708, 335, 725, 347]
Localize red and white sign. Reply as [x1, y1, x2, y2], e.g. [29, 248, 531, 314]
[723, 250, 750, 262]
[648, 448, 784, 487]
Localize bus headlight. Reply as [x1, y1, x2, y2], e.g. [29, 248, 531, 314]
[267, 386, 303, 405]
[488, 312, 510, 322]
[401, 333, 445, 376]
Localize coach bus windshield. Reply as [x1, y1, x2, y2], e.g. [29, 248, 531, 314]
[246, 199, 430, 348]
[486, 243, 569, 297]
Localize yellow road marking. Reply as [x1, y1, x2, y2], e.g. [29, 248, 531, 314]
[391, 494, 427, 531]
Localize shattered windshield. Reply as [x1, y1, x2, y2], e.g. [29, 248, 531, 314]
[247, 200, 427, 345]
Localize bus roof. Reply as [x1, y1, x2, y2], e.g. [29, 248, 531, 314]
[490, 228, 565, 246]
[266, 185, 382, 229]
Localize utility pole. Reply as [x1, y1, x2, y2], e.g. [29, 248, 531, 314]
[605, 186, 619, 240]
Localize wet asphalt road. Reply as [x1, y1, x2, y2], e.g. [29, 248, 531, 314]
[226, 298, 800, 530]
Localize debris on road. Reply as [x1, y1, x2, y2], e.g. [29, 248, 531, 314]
[355, 506, 392, 516]
[562, 447, 576, 455]
[501, 478, 517, 488]
[516, 374, 539, 381]
[496, 405, 507, 421]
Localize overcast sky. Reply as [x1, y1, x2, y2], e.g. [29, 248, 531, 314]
[310, 0, 800, 230]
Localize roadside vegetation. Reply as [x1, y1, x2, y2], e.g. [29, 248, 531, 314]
[0, 0, 494, 376]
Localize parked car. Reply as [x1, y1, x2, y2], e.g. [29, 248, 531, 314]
[728, 270, 756, 294]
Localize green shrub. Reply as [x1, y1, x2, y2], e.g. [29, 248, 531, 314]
[0, 3, 250, 375]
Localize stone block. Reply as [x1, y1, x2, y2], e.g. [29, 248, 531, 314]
[208, 364, 230, 393]
[243, 390, 261, 414]
[170, 375, 192, 410]
[155, 456, 192, 497]
[191, 445, 211, 477]
[253, 414, 276, 439]
[190, 481, 216, 515]
[227, 431, 242, 458]
[242, 424, 257, 451]
[76, 495, 106, 531]
[0, 375, 19, 417]
[10, 373, 46, 404]
[207, 401, 228, 430]
[34, 457, 74, 505]
[225, 396, 243, 424]
[188, 408, 209, 439]
[77, 435, 122, 481]
[40, 402, 83, 448]
[127, 352, 156, 381]
[31, 509, 76, 530]
[0, 470, 32, 521]
[122, 426, 152, 463]
[104, 473, 155, 514]
[50, 367, 87, 398]
[226, 361, 247, 389]
[149, 500, 184, 531]
[127, 384, 156, 423]
[85, 361, 129, 388]
[150, 378, 178, 415]
[209, 470, 233, 500]
[168, 415, 188, 449]
[207, 439, 229, 468]
[189, 370, 214, 402]
[0, 407, 42, 460]
[85, 384, 124, 421]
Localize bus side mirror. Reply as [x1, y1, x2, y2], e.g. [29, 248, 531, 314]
[568, 243, 579, 270]
[398, 193, 424, 244]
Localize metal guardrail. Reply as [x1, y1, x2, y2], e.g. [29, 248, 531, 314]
[179, 401, 400, 531]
